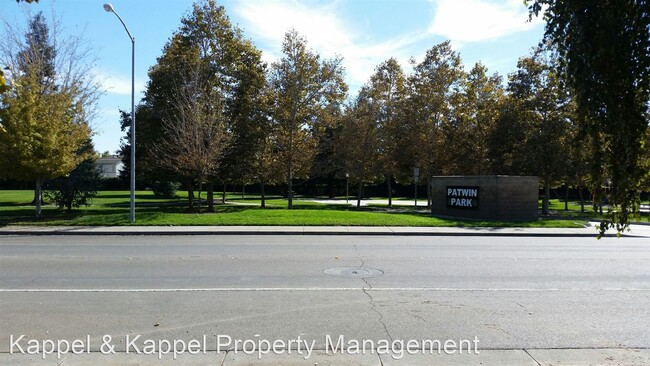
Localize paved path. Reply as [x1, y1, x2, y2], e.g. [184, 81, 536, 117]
[1, 234, 649, 365]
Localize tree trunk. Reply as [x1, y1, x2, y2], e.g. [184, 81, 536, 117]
[34, 179, 43, 218]
[207, 181, 214, 213]
[187, 182, 194, 209]
[357, 182, 363, 208]
[222, 184, 226, 204]
[30, 189, 44, 205]
[197, 181, 202, 213]
[386, 176, 392, 208]
[542, 179, 550, 215]
[578, 181, 585, 213]
[287, 170, 293, 209]
[564, 183, 569, 211]
[260, 182, 266, 208]
[242, 184, 245, 200]
[427, 182, 432, 208]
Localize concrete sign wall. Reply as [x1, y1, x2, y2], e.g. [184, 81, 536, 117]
[431, 176, 538, 221]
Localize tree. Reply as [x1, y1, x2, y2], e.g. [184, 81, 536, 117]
[407, 41, 465, 207]
[44, 139, 101, 212]
[507, 49, 572, 215]
[157, 57, 230, 213]
[0, 13, 97, 217]
[269, 29, 347, 209]
[339, 89, 381, 208]
[137, 0, 267, 212]
[528, 0, 650, 235]
[448, 63, 503, 175]
[366, 58, 406, 207]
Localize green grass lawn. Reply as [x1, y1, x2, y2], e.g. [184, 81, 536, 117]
[0, 190, 591, 228]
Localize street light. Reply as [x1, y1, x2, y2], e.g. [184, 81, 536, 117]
[104, 3, 136, 223]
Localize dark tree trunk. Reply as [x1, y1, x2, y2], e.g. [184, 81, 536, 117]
[578, 181, 585, 213]
[564, 183, 569, 211]
[327, 177, 335, 199]
[427, 182, 432, 208]
[287, 170, 293, 209]
[207, 181, 214, 213]
[187, 181, 194, 209]
[386, 176, 392, 208]
[222, 184, 226, 204]
[34, 179, 43, 218]
[357, 182, 363, 208]
[260, 182, 266, 208]
[242, 184, 245, 200]
[197, 181, 202, 213]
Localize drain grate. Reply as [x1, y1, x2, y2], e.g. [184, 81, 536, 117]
[324, 266, 383, 278]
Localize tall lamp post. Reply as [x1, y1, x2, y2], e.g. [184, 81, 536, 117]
[104, 3, 136, 223]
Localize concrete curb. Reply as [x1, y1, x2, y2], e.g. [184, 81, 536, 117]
[0, 224, 642, 238]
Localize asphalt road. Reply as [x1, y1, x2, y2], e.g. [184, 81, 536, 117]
[0, 234, 649, 357]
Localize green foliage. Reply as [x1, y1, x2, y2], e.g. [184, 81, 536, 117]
[0, 70, 8, 94]
[269, 29, 348, 208]
[406, 41, 465, 181]
[151, 181, 181, 199]
[43, 139, 101, 212]
[0, 12, 96, 218]
[527, 0, 650, 236]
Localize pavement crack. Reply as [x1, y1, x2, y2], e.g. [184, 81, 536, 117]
[523, 349, 542, 366]
[362, 278, 393, 343]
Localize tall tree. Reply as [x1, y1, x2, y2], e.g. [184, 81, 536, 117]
[366, 58, 406, 207]
[269, 29, 347, 208]
[407, 41, 464, 206]
[157, 58, 230, 212]
[507, 49, 572, 215]
[448, 63, 503, 175]
[528, 0, 650, 234]
[137, 0, 267, 211]
[0, 12, 97, 217]
[339, 89, 381, 208]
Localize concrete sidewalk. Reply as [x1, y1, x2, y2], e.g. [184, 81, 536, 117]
[2, 348, 649, 365]
[1, 222, 649, 237]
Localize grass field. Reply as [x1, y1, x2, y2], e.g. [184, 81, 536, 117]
[0, 190, 595, 228]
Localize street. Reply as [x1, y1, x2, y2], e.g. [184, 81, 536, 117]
[1, 234, 649, 364]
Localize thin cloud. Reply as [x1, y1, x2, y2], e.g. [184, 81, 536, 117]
[428, 0, 543, 44]
[233, 0, 428, 92]
[96, 70, 145, 97]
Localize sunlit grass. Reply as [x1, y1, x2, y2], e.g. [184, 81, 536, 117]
[0, 190, 590, 228]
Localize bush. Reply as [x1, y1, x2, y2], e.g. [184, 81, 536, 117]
[151, 181, 181, 198]
[44, 140, 101, 212]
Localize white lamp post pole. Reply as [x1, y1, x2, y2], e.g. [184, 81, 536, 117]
[104, 3, 136, 223]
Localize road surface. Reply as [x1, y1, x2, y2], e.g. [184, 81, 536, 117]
[1, 234, 649, 364]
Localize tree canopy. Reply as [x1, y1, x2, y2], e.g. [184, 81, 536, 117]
[527, 0, 650, 235]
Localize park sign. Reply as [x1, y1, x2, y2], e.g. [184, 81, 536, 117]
[446, 186, 479, 209]
[431, 176, 538, 221]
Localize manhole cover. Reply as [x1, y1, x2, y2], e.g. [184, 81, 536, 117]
[324, 266, 383, 278]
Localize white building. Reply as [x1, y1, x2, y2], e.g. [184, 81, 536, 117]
[94, 155, 124, 179]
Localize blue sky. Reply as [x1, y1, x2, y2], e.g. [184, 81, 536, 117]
[1, 0, 546, 155]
